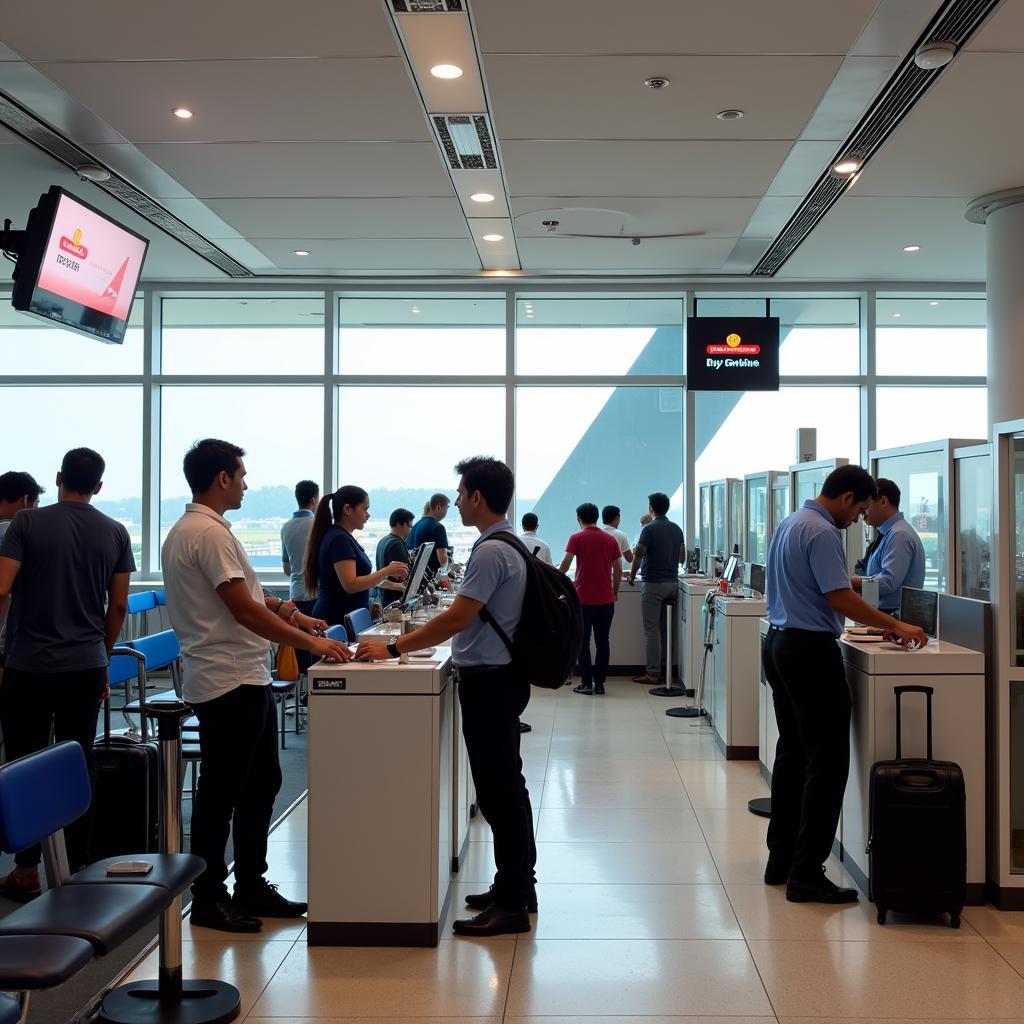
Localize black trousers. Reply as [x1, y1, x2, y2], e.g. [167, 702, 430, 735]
[0, 666, 106, 868]
[458, 667, 536, 912]
[762, 627, 851, 881]
[578, 603, 615, 686]
[190, 684, 282, 901]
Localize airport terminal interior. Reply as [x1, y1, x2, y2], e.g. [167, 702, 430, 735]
[5, 0, 1024, 1022]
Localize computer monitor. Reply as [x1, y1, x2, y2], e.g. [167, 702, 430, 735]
[749, 562, 765, 596]
[899, 587, 938, 638]
[686, 546, 701, 573]
[722, 554, 740, 584]
[401, 541, 435, 605]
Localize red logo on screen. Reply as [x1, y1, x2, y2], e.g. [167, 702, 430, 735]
[59, 227, 88, 259]
[706, 343, 761, 355]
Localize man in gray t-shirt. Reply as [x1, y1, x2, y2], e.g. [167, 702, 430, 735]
[0, 471, 45, 663]
[0, 449, 134, 899]
[280, 480, 319, 605]
[627, 492, 685, 683]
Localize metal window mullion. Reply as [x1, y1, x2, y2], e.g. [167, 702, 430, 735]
[861, 290, 875, 467]
[683, 290, 695, 542]
[325, 290, 339, 492]
[141, 289, 160, 577]
[505, 288, 515, 476]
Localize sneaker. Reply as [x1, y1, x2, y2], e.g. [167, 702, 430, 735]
[786, 868, 858, 904]
[573, 683, 594, 695]
[190, 897, 262, 933]
[0, 867, 41, 903]
[233, 879, 308, 918]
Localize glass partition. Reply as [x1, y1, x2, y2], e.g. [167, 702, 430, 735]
[700, 483, 712, 562]
[771, 476, 791, 535]
[745, 474, 769, 564]
[710, 481, 726, 558]
[729, 479, 744, 557]
[1014, 436, 1024, 667]
[956, 449, 992, 601]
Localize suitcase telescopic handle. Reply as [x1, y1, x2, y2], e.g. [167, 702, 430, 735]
[894, 684, 934, 761]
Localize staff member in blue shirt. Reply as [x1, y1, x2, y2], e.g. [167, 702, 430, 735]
[765, 465, 927, 905]
[851, 478, 927, 614]
[358, 457, 535, 937]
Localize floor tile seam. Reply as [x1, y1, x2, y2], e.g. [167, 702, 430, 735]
[237, 930, 305, 1024]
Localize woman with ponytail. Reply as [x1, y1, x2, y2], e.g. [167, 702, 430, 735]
[304, 486, 409, 626]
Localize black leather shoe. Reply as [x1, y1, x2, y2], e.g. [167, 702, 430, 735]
[518, 721, 532, 733]
[453, 905, 531, 936]
[764, 857, 791, 886]
[465, 885, 538, 913]
[786, 870, 858, 904]
[233, 879, 308, 918]
[190, 897, 262, 933]
[573, 683, 594, 695]
[593, 684, 606, 695]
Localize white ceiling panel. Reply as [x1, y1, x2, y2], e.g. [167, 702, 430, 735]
[473, 0, 880, 55]
[518, 235, 737, 272]
[248, 237, 483, 272]
[136, 142, 455, 198]
[486, 55, 842, 141]
[968, 1, 1024, 52]
[510, 196, 760, 238]
[202, 197, 469, 239]
[777, 197, 985, 280]
[398, 12, 486, 112]
[501, 140, 793, 198]
[37, 59, 429, 144]
[1, 0, 398, 60]
[851, 52, 1024, 200]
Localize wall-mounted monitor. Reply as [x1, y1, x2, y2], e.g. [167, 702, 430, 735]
[9, 186, 148, 344]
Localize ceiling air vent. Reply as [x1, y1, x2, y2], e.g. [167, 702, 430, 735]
[391, 0, 464, 12]
[752, 0, 1002, 276]
[432, 114, 497, 170]
[0, 89, 252, 277]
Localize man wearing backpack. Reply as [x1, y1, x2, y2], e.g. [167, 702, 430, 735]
[357, 455, 538, 937]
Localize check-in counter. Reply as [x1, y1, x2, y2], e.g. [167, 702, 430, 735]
[758, 617, 779, 782]
[307, 648, 454, 946]
[608, 584, 647, 674]
[838, 635, 986, 904]
[707, 595, 766, 759]
[678, 576, 718, 694]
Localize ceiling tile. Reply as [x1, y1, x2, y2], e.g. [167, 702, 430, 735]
[37, 59, 429, 143]
[518, 235, 737, 272]
[473, 0, 879, 55]
[398, 11, 485, 112]
[967, 1, 1024, 52]
[486, 55, 842, 140]
[136, 142, 454, 198]
[203, 197, 469, 239]
[1, 0, 398, 60]
[502, 140, 793, 197]
[248, 237, 483, 272]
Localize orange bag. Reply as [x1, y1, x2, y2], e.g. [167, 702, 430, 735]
[275, 644, 300, 681]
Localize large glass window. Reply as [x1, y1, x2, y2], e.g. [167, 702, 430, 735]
[695, 297, 860, 376]
[0, 300, 144, 375]
[0, 385, 143, 563]
[516, 298, 683, 376]
[875, 387, 987, 449]
[336, 385, 504, 563]
[516, 386, 683, 554]
[161, 298, 325, 375]
[876, 297, 986, 376]
[339, 298, 504, 376]
[957, 451, 991, 601]
[695, 387, 860, 484]
[159, 386, 324, 568]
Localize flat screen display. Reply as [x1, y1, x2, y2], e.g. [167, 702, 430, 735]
[686, 317, 780, 392]
[900, 587, 938, 638]
[401, 541, 435, 604]
[11, 186, 148, 344]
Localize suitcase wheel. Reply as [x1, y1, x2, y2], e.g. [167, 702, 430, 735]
[950, 913, 961, 930]
[876, 907, 887, 925]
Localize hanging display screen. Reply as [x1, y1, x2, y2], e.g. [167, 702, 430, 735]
[686, 316, 780, 392]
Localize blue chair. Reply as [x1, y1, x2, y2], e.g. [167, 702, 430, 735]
[125, 591, 158, 641]
[121, 631, 183, 737]
[344, 607, 373, 643]
[0, 935, 94, 1024]
[325, 623, 348, 643]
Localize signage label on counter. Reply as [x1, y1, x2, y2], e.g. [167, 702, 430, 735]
[686, 317, 780, 392]
[312, 677, 347, 691]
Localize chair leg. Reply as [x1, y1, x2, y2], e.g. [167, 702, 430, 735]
[280, 693, 287, 750]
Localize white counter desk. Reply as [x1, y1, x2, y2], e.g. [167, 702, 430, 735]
[707, 595, 765, 759]
[307, 648, 455, 946]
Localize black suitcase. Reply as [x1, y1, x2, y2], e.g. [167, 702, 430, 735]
[868, 684, 966, 928]
[91, 700, 160, 860]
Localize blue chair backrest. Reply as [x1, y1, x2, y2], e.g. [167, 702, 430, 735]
[127, 590, 158, 615]
[108, 649, 143, 687]
[153, 590, 166, 607]
[325, 623, 348, 643]
[0, 742, 91, 853]
[344, 608, 373, 640]
[130, 629, 181, 671]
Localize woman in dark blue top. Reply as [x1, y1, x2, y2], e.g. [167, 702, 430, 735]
[304, 485, 409, 626]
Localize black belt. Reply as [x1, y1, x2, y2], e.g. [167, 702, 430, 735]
[767, 625, 838, 638]
[453, 664, 507, 679]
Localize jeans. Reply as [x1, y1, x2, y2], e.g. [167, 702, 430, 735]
[0, 666, 106, 868]
[762, 627, 851, 881]
[189, 684, 282, 901]
[578, 603, 615, 686]
[458, 667, 536, 911]
[640, 580, 677, 677]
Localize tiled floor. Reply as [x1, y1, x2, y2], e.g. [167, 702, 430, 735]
[126, 678, 1024, 1023]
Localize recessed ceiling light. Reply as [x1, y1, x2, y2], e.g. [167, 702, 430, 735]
[643, 77, 670, 90]
[903, 244, 921, 252]
[172, 106, 194, 119]
[914, 41, 957, 70]
[430, 64, 463, 79]
[482, 233, 504, 242]
[716, 109, 744, 120]
[892, 312, 902, 318]
[832, 157, 862, 176]
[411, 306, 421, 314]
[470, 192, 495, 203]
[293, 249, 310, 256]
[929, 300, 940, 306]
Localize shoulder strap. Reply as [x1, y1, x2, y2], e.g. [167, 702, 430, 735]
[473, 531, 529, 656]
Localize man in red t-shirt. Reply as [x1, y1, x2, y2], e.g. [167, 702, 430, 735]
[559, 502, 623, 695]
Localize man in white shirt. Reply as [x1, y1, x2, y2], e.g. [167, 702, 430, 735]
[601, 505, 634, 569]
[163, 439, 350, 933]
[519, 512, 553, 565]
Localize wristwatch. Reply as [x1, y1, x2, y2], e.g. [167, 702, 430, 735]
[386, 636, 401, 659]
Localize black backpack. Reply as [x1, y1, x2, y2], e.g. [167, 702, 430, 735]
[475, 531, 583, 689]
